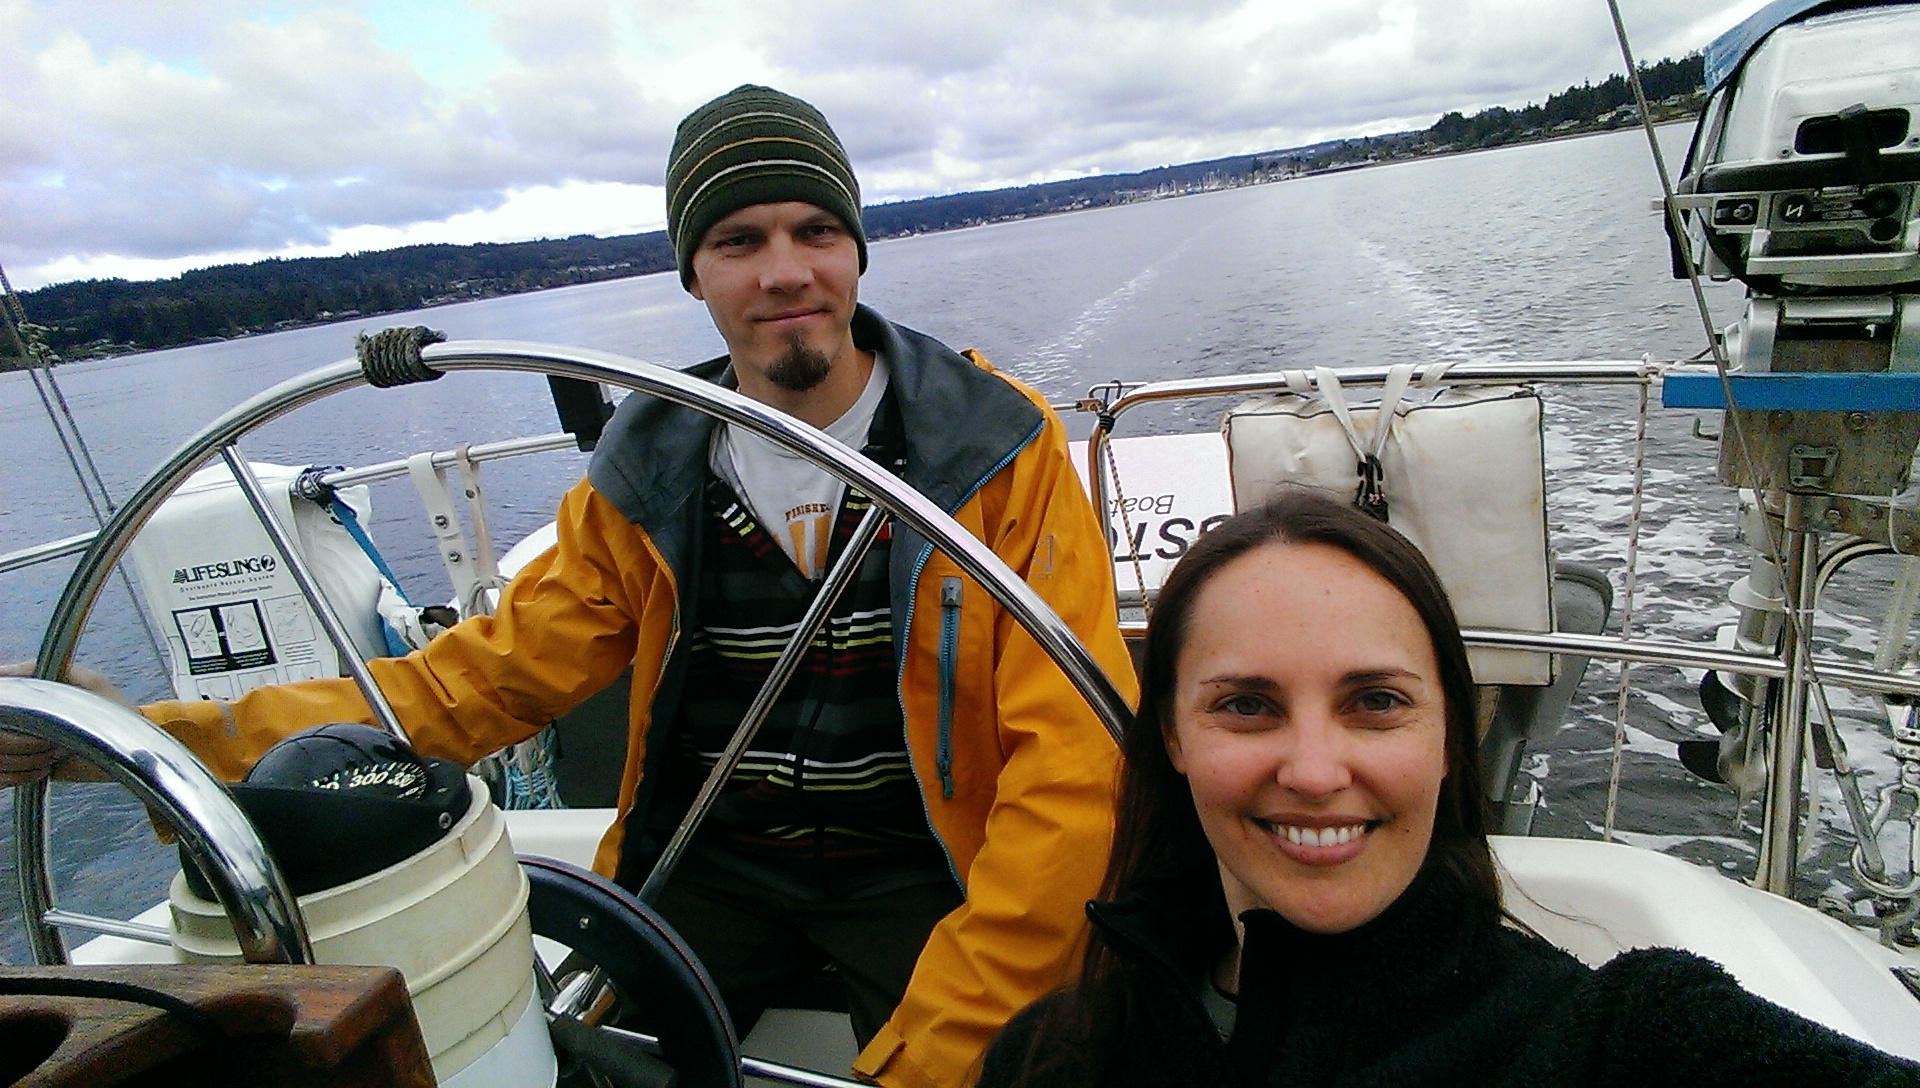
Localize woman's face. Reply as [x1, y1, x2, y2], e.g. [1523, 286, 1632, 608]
[1166, 541, 1448, 934]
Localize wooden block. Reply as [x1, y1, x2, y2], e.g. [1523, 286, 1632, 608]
[0, 963, 435, 1087]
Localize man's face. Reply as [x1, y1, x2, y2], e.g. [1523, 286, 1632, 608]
[689, 201, 863, 403]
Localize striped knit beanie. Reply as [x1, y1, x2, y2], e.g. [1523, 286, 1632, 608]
[665, 85, 867, 288]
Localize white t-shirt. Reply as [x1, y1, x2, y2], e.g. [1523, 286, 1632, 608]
[712, 353, 890, 580]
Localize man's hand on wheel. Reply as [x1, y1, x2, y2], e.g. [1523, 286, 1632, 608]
[0, 661, 130, 786]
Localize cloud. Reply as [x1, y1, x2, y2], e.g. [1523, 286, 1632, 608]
[325, 179, 667, 248]
[1, 0, 1768, 289]
[714, 0, 1760, 188]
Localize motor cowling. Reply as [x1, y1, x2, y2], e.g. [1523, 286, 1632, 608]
[1673, 3, 1920, 294]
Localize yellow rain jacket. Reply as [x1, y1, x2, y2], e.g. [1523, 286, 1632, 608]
[146, 306, 1137, 1088]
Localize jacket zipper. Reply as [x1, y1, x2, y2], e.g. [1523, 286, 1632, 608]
[894, 415, 1044, 885]
[938, 576, 962, 798]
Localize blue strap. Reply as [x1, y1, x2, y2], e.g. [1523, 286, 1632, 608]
[328, 496, 419, 656]
[329, 497, 412, 602]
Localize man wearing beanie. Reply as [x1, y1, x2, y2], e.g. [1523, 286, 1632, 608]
[12, 84, 1134, 1088]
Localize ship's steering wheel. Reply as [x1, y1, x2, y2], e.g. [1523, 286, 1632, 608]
[11, 335, 1134, 1088]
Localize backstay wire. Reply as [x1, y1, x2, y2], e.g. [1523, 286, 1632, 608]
[0, 262, 170, 669]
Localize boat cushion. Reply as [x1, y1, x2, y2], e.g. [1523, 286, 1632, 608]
[1224, 382, 1555, 686]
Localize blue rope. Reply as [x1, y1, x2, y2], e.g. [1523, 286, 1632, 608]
[327, 495, 417, 656]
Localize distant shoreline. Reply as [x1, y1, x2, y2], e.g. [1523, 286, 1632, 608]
[16, 115, 1694, 366]
[10, 65, 1706, 365]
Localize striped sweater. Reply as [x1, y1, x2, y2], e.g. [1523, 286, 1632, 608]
[665, 400, 951, 900]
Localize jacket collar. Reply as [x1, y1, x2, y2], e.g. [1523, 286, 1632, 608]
[1084, 875, 1235, 991]
[859, 305, 1043, 514]
[587, 303, 1043, 549]
[1086, 864, 1485, 1010]
[1234, 866, 1482, 1011]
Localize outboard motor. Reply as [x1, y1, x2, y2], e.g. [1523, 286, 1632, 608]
[1670, 2, 1920, 297]
[1672, 0, 1920, 778]
[1666, 0, 1920, 904]
[169, 725, 557, 1087]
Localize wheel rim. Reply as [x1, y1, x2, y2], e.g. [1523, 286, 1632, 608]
[523, 855, 740, 1088]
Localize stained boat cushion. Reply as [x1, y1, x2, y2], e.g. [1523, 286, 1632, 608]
[1223, 383, 1555, 686]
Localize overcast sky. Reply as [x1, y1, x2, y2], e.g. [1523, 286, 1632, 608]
[1, 0, 1769, 290]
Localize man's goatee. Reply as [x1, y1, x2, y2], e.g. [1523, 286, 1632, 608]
[767, 333, 833, 393]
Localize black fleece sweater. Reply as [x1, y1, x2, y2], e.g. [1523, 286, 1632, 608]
[977, 868, 1920, 1088]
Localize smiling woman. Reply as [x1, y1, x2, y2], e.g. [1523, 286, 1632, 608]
[1135, 486, 1500, 946]
[1165, 531, 1454, 942]
[975, 488, 1920, 1088]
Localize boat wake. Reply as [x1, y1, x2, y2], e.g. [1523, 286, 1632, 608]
[1017, 239, 1198, 388]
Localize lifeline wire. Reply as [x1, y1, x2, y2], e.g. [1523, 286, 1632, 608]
[2, 265, 113, 527]
[1102, 417, 1154, 621]
[1603, 374, 1652, 841]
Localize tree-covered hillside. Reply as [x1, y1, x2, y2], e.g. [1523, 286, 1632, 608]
[22, 233, 676, 358]
[1427, 54, 1703, 152]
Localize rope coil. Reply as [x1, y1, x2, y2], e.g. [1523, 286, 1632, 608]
[356, 326, 447, 388]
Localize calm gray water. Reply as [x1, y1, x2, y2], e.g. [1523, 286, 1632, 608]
[2, 125, 1907, 963]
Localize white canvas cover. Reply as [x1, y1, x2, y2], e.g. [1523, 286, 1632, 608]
[1223, 381, 1555, 686]
[126, 462, 389, 701]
